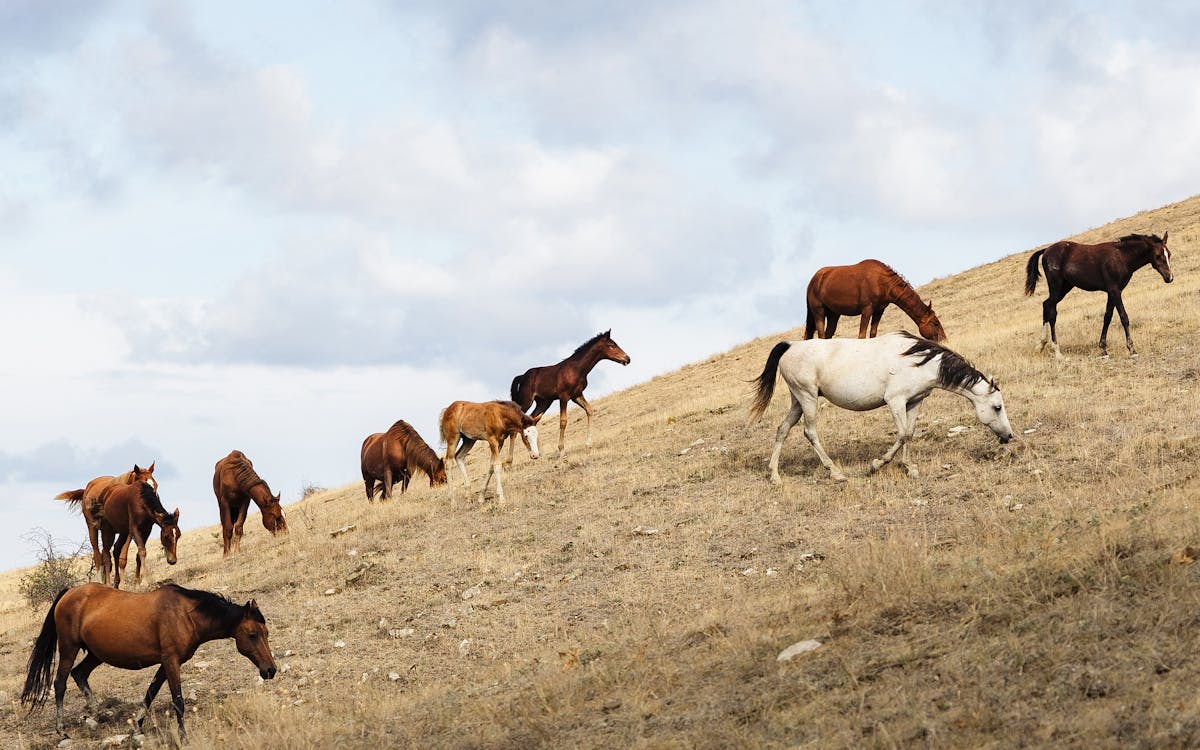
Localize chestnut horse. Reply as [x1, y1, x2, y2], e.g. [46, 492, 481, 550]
[440, 400, 539, 504]
[361, 420, 448, 502]
[95, 482, 180, 589]
[22, 583, 276, 740]
[54, 464, 157, 578]
[1025, 232, 1174, 357]
[212, 450, 288, 556]
[509, 329, 630, 462]
[804, 260, 946, 342]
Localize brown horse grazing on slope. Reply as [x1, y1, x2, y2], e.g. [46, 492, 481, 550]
[1025, 232, 1174, 357]
[54, 463, 158, 578]
[509, 329, 630, 462]
[213, 450, 288, 556]
[95, 482, 179, 589]
[804, 260, 947, 342]
[21, 583, 276, 740]
[441, 400, 539, 505]
[361, 420, 448, 502]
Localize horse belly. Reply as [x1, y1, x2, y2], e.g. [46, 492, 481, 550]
[819, 381, 887, 411]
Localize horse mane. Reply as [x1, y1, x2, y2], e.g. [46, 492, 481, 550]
[877, 263, 929, 314]
[138, 482, 172, 519]
[113, 470, 134, 484]
[163, 584, 265, 625]
[1116, 233, 1161, 250]
[492, 400, 537, 427]
[226, 452, 268, 493]
[568, 330, 611, 360]
[899, 332, 991, 391]
[385, 420, 441, 468]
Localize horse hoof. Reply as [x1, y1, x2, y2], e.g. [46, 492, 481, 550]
[906, 467, 920, 479]
[831, 472, 847, 482]
[869, 459, 884, 473]
[769, 475, 782, 486]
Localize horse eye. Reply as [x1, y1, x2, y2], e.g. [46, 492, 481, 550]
[993, 405, 1002, 412]
[249, 632, 258, 640]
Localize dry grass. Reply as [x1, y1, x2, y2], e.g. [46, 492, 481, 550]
[2, 197, 1200, 748]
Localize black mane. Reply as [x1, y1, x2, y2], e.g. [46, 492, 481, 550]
[163, 584, 265, 624]
[569, 330, 611, 359]
[1117, 233, 1162, 249]
[899, 332, 991, 391]
[139, 482, 171, 519]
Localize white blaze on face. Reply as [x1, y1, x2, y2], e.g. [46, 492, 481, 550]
[524, 425, 540, 459]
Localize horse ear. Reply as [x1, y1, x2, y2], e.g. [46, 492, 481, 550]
[244, 600, 256, 613]
[604, 329, 612, 337]
[134, 464, 142, 473]
[148, 461, 155, 472]
[173, 507, 180, 519]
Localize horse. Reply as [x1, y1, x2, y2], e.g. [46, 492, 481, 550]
[212, 450, 288, 556]
[54, 463, 158, 578]
[749, 332, 1013, 483]
[509, 329, 630, 462]
[1025, 232, 1174, 357]
[361, 420, 448, 502]
[804, 260, 947, 342]
[440, 400, 539, 505]
[21, 583, 276, 740]
[95, 482, 180, 589]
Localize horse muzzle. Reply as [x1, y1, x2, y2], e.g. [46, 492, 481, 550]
[261, 666, 277, 680]
[999, 434, 1013, 445]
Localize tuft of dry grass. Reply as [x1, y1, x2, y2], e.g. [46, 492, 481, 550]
[2, 195, 1200, 748]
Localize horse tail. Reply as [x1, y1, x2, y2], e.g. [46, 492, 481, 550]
[509, 374, 524, 403]
[804, 306, 816, 340]
[53, 489, 85, 508]
[1024, 249, 1045, 296]
[749, 342, 791, 422]
[22, 587, 68, 710]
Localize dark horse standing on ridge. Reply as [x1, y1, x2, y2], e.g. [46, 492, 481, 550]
[804, 259, 947, 342]
[508, 329, 630, 462]
[212, 450, 288, 556]
[1025, 232, 1174, 357]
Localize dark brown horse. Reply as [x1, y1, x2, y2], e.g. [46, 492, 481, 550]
[22, 583, 276, 740]
[213, 450, 288, 556]
[54, 463, 158, 578]
[804, 259, 947, 342]
[441, 400, 539, 505]
[361, 420, 448, 502]
[509, 329, 630, 461]
[1025, 232, 1174, 357]
[95, 482, 180, 589]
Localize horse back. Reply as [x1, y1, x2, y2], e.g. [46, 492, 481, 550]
[58, 584, 183, 668]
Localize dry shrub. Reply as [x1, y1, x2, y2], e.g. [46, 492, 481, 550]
[18, 528, 87, 608]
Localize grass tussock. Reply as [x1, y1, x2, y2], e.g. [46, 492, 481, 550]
[2, 196, 1200, 747]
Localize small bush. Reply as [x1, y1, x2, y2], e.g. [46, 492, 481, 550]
[19, 528, 87, 608]
[300, 481, 326, 499]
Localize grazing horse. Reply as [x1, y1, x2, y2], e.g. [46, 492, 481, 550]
[95, 482, 180, 589]
[361, 420, 448, 502]
[1025, 232, 1174, 357]
[509, 329, 630, 461]
[804, 260, 947, 342]
[54, 463, 158, 578]
[440, 400, 539, 504]
[21, 583, 276, 740]
[212, 450, 288, 556]
[750, 332, 1013, 483]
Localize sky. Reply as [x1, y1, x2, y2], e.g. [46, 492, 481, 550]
[2, 0, 1199, 570]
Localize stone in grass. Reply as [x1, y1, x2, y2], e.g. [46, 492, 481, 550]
[777, 639, 822, 662]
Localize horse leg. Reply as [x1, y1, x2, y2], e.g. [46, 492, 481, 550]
[233, 500, 249, 554]
[768, 396, 803, 485]
[810, 306, 827, 339]
[136, 666, 167, 733]
[799, 392, 846, 481]
[70, 652, 102, 717]
[824, 314, 841, 338]
[1114, 293, 1136, 356]
[164, 659, 187, 739]
[87, 522, 102, 579]
[487, 438, 505, 504]
[1100, 293, 1116, 356]
[382, 463, 393, 502]
[133, 531, 148, 587]
[454, 439, 475, 492]
[53, 640, 81, 736]
[99, 527, 115, 586]
[572, 395, 594, 448]
[856, 309, 871, 338]
[869, 308, 885, 338]
[363, 478, 375, 503]
[114, 533, 130, 589]
[557, 398, 569, 457]
[871, 398, 921, 478]
[1042, 284, 1070, 358]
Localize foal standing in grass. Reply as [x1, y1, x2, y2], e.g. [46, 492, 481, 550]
[750, 332, 1013, 482]
[441, 400, 539, 505]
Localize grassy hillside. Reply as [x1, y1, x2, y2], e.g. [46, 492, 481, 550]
[2, 196, 1199, 749]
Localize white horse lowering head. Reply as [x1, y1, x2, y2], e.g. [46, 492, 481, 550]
[969, 377, 1014, 443]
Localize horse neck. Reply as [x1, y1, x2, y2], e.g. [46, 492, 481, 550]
[192, 604, 242, 643]
[1118, 241, 1154, 272]
[887, 278, 929, 319]
[407, 439, 440, 474]
[247, 482, 275, 508]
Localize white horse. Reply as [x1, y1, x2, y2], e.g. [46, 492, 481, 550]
[749, 331, 1013, 482]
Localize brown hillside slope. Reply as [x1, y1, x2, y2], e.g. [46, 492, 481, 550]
[2, 196, 1199, 748]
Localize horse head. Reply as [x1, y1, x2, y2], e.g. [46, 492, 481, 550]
[131, 462, 158, 491]
[234, 600, 277, 680]
[1151, 231, 1174, 283]
[970, 377, 1013, 444]
[599, 330, 632, 365]
[917, 303, 948, 342]
[519, 415, 540, 460]
[430, 458, 448, 487]
[263, 493, 288, 535]
[158, 508, 181, 565]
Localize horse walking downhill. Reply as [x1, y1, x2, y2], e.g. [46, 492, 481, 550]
[54, 463, 158, 578]
[95, 481, 180, 589]
[21, 583, 276, 740]
[804, 260, 947, 342]
[440, 400, 539, 505]
[212, 450, 288, 556]
[1025, 232, 1174, 357]
[750, 332, 1013, 483]
[361, 420, 448, 502]
[509, 329, 630, 462]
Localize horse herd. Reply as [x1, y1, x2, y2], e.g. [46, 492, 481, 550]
[21, 232, 1175, 739]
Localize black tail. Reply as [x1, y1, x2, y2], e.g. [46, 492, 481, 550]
[22, 587, 68, 710]
[804, 307, 816, 340]
[1024, 249, 1045, 296]
[509, 374, 523, 403]
[749, 342, 791, 422]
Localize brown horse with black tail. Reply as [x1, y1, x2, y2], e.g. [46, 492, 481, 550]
[21, 583, 276, 740]
[361, 420, 448, 502]
[95, 481, 180, 588]
[804, 259, 947, 342]
[509, 329, 630, 462]
[213, 450, 288, 556]
[1025, 232, 1174, 358]
[54, 463, 158, 578]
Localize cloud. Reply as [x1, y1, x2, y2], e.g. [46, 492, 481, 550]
[0, 437, 176, 484]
